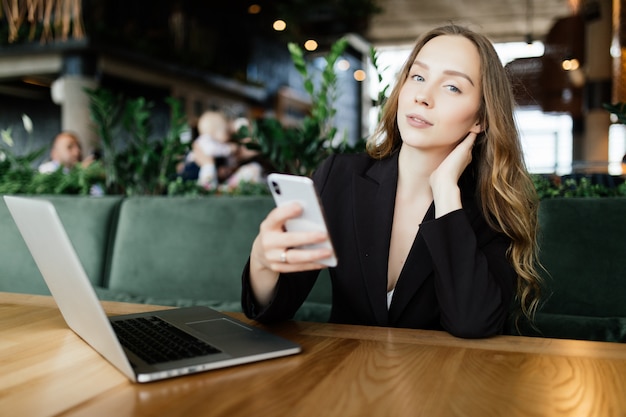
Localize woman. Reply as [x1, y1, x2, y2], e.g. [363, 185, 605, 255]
[241, 24, 542, 338]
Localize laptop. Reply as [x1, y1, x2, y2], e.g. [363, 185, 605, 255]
[4, 195, 301, 383]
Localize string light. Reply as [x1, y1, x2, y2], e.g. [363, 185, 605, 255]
[304, 40, 318, 51]
[353, 69, 366, 81]
[561, 58, 580, 71]
[337, 59, 350, 71]
[273, 20, 286, 31]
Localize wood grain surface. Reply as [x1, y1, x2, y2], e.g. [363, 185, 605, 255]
[1, 292, 625, 417]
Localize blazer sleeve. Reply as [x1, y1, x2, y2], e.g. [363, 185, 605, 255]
[241, 259, 320, 323]
[419, 208, 516, 338]
[241, 155, 346, 322]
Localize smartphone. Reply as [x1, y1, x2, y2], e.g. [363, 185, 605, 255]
[267, 173, 337, 267]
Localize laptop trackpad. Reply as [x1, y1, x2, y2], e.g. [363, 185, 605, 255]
[187, 318, 252, 336]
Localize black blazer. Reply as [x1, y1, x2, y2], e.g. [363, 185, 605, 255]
[242, 151, 517, 338]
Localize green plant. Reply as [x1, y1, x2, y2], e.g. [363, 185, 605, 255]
[532, 174, 626, 199]
[0, 117, 107, 195]
[86, 88, 191, 195]
[0, 37, 388, 196]
[0, 125, 46, 194]
[289, 38, 345, 146]
[369, 45, 390, 123]
[25, 164, 104, 195]
[603, 102, 626, 124]
[247, 37, 367, 177]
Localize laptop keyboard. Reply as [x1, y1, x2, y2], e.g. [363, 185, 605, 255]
[111, 316, 221, 364]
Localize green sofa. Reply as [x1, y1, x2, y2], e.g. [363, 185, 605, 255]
[1, 195, 625, 341]
[0, 195, 332, 321]
[512, 198, 626, 343]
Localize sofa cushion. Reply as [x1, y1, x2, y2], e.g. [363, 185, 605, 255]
[509, 312, 626, 343]
[537, 198, 626, 318]
[0, 195, 123, 294]
[95, 286, 330, 322]
[106, 196, 276, 304]
[94, 286, 244, 313]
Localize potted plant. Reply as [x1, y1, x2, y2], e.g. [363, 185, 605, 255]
[244, 37, 372, 177]
[85, 88, 191, 196]
[0, 37, 386, 197]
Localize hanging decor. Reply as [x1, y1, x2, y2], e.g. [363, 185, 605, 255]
[0, 0, 84, 44]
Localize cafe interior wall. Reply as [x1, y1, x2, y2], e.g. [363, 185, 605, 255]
[2, 0, 623, 175]
[506, 0, 622, 173]
[0, 0, 368, 162]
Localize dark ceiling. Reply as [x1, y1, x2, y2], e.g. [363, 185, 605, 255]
[365, 0, 575, 46]
[85, 0, 577, 50]
[0, 0, 582, 104]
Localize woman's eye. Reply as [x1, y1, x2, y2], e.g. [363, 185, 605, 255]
[411, 74, 424, 82]
[446, 85, 461, 93]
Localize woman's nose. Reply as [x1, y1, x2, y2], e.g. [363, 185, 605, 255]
[414, 89, 432, 107]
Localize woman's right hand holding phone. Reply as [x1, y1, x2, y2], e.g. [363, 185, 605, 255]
[249, 202, 333, 307]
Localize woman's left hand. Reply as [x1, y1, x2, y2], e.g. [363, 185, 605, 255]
[429, 132, 477, 217]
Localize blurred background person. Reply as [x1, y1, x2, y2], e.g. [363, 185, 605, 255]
[38, 131, 94, 174]
[185, 110, 235, 189]
[223, 117, 272, 190]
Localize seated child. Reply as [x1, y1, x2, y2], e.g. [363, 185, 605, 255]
[188, 111, 235, 189]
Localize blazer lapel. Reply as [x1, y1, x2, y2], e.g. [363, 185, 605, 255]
[352, 152, 399, 326]
[388, 203, 435, 323]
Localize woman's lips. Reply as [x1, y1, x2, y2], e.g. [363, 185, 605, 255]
[406, 114, 433, 128]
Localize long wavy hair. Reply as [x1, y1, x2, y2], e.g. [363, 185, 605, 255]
[367, 24, 542, 326]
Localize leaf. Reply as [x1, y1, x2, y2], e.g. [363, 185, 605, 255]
[1, 128, 13, 146]
[21, 114, 33, 134]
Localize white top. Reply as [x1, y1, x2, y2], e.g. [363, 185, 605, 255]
[195, 134, 232, 158]
[38, 160, 63, 174]
[387, 289, 394, 310]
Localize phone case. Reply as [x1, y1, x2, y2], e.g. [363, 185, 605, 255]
[267, 173, 337, 267]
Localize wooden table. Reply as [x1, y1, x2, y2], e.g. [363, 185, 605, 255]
[2, 292, 626, 417]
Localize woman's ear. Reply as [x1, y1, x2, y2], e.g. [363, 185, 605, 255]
[469, 121, 482, 134]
